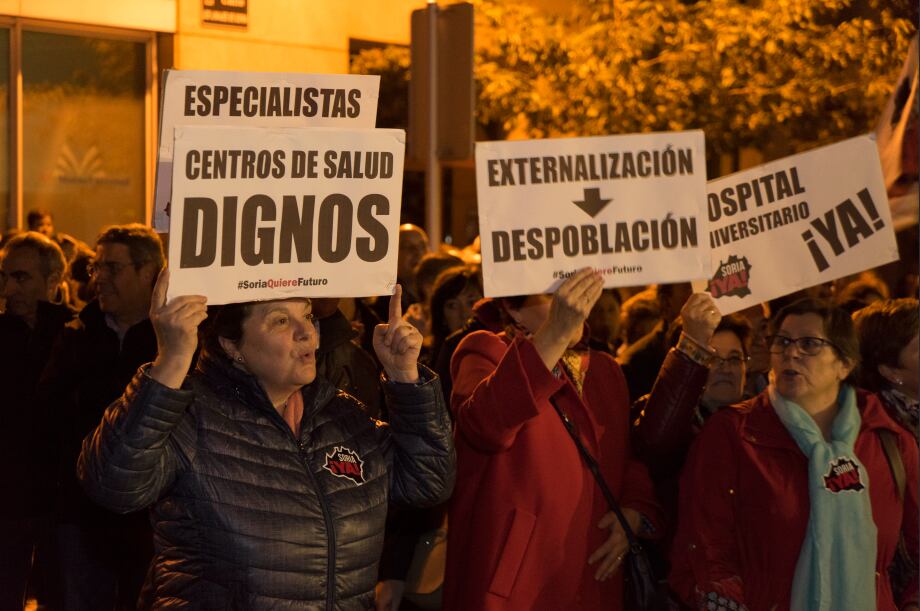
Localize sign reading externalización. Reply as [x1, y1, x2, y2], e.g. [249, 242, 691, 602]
[476, 131, 709, 297]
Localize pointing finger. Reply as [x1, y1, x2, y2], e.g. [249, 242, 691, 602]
[389, 284, 403, 323]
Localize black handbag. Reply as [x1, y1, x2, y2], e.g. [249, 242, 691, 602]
[552, 400, 678, 611]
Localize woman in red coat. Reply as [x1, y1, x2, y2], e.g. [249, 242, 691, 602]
[670, 298, 919, 611]
[443, 269, 662, 611]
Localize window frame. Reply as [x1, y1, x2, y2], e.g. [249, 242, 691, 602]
[1, 17, 157, 231]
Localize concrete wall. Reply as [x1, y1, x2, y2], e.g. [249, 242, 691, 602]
[175, 0, 422, 73]
[9, 0, 175, 32]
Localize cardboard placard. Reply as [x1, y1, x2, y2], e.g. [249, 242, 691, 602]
[153, 70, 380, 230]
[476, 131, 709, 297]
[693, 135, 898, 314]
[167, 125, 404, 304]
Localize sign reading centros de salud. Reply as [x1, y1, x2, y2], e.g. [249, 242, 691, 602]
[167, 125, 405, 305]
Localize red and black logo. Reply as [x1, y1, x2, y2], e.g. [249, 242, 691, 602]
[708, 254, 753, 299]
[323, 446, 365, 485]
[823, 456, 865, 493]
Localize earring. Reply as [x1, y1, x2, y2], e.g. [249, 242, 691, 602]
[236, 355, 244, 363]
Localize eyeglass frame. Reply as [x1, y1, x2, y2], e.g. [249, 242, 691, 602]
[711, 353, 750, 369]
[86, 259, 146, 277]
[765, 334, 839, 357]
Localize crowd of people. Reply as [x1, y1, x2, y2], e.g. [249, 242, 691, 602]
[0, 211, 917, 611]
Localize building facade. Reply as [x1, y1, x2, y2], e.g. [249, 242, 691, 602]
[1, 0, 419, 243]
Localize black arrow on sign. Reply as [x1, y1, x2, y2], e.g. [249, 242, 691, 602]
[572, 187, 611, 218]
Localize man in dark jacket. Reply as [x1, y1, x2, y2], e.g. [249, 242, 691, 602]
[40, 223, 164, 610]
[0, 232, 73, 609]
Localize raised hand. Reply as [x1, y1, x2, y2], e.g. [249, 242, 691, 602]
[148, 268, 208, 389]
[680, 292, 722, 346]
[532, 268, 604, 371]
[372, 284, 423, 383]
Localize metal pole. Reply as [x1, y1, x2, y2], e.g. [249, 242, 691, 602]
[425, 0, 442, 249]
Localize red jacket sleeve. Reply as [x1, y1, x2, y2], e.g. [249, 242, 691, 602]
[450, 331, 564, 454]
[632, 348, 709, 478]
[897, 425, 919, 608]
[670, 411, 749, 610]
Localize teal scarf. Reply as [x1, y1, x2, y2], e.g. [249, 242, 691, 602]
[769, 384, 877, 611]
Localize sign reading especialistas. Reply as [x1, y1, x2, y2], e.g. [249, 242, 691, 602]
[167, 125, 404, 304]
[693, 135, 898, 314]
[153, 70, 381, 231]
[476, 131, 709, 297]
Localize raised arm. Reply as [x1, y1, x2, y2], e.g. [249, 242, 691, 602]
[632, 292, 720, 475]
[77, 269, 206, 513]
[374, 284, 455, 507]
[450, 269, 602, 453]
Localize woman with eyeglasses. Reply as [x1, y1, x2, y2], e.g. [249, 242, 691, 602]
[670, 298, 919, 611]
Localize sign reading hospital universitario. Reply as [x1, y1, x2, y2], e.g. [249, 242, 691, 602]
[153, 70, 381, 231]
[476, 131, 709, 297]
[167, 125, 405, 304]
[694, 135, 898, 315]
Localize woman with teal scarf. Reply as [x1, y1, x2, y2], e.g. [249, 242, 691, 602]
[670, 299, 919, 611]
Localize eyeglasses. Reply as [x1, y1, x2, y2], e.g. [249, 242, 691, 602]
[712, 354, 749, 369]
[87, 261, 133, 277]
[766, 335, 837, 356]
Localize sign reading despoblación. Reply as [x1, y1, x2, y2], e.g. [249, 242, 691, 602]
[476, 131, 709, 297]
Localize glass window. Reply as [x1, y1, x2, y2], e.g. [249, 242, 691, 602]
[22, 31, 145, 245]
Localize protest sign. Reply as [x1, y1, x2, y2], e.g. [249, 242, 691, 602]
[693, 135, 898, 315]
[167, 125, 404, 304]
[476, 131, 709, 297]
[153, 70, 380, 231]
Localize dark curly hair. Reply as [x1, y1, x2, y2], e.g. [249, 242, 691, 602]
[853, 298, 919, 392]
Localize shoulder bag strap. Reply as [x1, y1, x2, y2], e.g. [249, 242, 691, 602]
[551, 398, 642, 550]
[877, 428, 906, 503]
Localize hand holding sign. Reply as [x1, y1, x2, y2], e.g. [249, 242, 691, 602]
[149, 268, 208, 389]
[532, 268, 603, 371]
[373, 284, 422, 384]
[680, 293, 722, 347]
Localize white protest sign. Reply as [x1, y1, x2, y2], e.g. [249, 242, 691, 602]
[153, 70, 381, 231]
[476, 131, 709, 297]
[693, 135, 898, 315]
[167, 125, 404, 304]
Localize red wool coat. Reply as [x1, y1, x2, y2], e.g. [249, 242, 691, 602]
[670, 390, 920, 611]
[443, 331, 662, 611]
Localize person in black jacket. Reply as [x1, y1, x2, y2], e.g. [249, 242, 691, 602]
[78, 270, 455, 610]
[41, 223, 164, 610]
[0, 232, 73, 609]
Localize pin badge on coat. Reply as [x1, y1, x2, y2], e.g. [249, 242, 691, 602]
[823, 456, 865, 493]
[324, 446, 366, 485]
